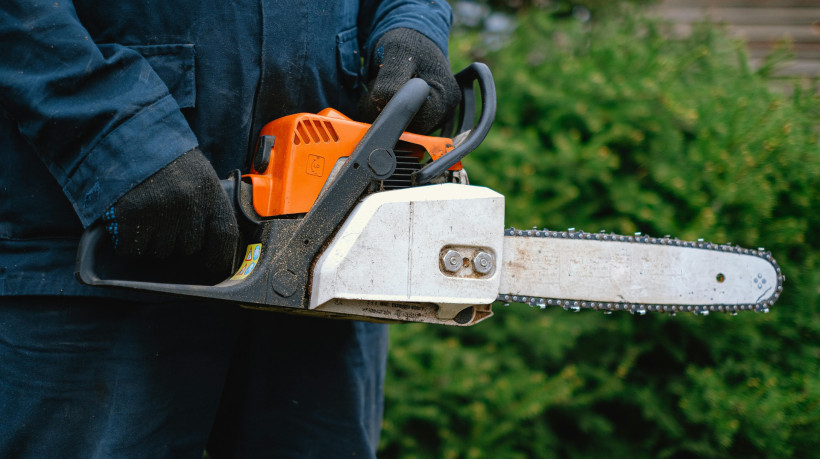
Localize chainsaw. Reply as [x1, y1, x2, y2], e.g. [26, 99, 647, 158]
[76, 63, 784, 326]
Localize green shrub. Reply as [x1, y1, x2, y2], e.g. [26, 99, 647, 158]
[381, 8, 820, 458]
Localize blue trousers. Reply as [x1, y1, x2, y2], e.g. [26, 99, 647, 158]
[0, 296, 388, 458]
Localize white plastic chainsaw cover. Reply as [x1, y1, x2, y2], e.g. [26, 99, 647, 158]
[310, 184, 504, 320]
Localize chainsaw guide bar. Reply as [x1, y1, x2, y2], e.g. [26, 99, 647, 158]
[498, 227, 784, 316]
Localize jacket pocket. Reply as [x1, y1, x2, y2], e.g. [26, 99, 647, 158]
[336, 27, 362, 90]
[99, 43, 196, 109]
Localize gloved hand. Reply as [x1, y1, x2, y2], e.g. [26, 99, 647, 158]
[102, 148, 239, 273]
[359, 28, 460, 134]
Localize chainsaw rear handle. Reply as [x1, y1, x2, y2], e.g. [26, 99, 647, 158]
[75, 222, 109, 285]
[75, 172, 250, 292]
[413, 62, 496, 185]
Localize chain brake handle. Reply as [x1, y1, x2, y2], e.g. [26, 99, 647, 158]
[412, 62, 496, 185]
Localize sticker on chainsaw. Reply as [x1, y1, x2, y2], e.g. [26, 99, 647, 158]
[231, 244, 262, 280]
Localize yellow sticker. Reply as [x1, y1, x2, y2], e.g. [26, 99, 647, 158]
[231, 244, 262, 280]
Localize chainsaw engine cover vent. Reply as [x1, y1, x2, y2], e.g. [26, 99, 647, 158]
[383, 141, 423, 190]
[294, 118, 340, 145]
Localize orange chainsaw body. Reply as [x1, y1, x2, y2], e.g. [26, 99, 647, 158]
[244, 108, 460, 217]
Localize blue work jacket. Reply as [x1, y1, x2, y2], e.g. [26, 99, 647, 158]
[0, 0, 452, 296]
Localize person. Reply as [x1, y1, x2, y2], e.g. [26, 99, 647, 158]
[0, 1, 460, 457]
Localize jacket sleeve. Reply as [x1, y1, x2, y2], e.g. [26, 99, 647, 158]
[358, 0, 453, 59]
[0, 1, 198, 227]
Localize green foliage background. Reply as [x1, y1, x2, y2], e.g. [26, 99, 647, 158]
[379, 6, 820, 458]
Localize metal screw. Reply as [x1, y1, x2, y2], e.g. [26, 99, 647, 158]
[442, 250, 462, 273]
[473, 251, 494, 274]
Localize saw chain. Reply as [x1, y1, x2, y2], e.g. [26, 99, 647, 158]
[497, 227, 785, 316]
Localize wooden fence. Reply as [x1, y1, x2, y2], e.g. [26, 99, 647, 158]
[651, 0, 820, 88]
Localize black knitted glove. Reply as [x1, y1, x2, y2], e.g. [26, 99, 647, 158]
[102, 148, 239, 273]
[359, 28, 460, 134]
